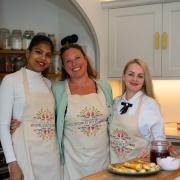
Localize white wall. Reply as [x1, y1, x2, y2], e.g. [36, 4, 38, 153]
[74, 0, 109, 79]
[1, 0, 59, 37]
[0, 0, 96, 67]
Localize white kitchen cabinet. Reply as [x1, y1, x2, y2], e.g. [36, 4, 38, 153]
[108, 2, 180, 78]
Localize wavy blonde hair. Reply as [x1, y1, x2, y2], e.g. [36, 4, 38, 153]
[122, 59, 155, 99]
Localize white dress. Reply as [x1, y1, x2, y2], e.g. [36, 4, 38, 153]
[64, 80, 109, 180]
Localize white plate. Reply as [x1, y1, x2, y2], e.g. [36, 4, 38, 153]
[108, 165, 160, 176]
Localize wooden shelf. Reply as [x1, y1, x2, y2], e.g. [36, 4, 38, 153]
[0, 72, 61, 79]
[53, 51, 60, 55]
[0, 50, 60, 80]
[0, 49, 26, 54]
[0, 49, 60, 55]
[47, 73, 61, 80]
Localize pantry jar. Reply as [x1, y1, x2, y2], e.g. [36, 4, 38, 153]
[48, 34, 56, 48]
[150, 140, 170, 163]
[11, 29, 22, 50]
[22, 30, 34, 49]
[0, 28, 11, 49]
[0, 56, 5, 72]
[14, 56, 27, 71]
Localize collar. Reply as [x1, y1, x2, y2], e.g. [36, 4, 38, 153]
[122, 91, 144, 104]
[24, 67, 42, 78]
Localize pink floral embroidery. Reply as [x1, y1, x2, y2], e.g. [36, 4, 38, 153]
[31, 109, 55, 140]
[110, 128, 135, 156]
[33, 108, 54, 121]
[77, 106, 104, 136]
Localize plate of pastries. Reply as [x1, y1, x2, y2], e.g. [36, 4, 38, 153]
[108, 159, 160, 176]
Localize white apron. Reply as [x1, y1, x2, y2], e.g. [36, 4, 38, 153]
[12, 68, 61, 180]
[110, 96, 149, 164]
[64, 80, 109, 180]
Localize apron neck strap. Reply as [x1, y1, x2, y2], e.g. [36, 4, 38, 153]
[65, 80, 71, 95]
[22, 68, 52, 95]
[135, 95, 143, 116]
[22, 68, 30, 97]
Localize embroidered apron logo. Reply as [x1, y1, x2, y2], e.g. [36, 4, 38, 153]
[31, 108, 55, 140]
[76, 106, 104, 136]
[110, 128, 135, 156]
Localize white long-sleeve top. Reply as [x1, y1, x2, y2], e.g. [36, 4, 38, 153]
[112, 91, 166, 141]
[0, 68, 51, 163]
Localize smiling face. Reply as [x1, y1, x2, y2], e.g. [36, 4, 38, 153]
[123, 62, 145, 97]
[26, 42, 52, 72]
[62, 48, 88, 79]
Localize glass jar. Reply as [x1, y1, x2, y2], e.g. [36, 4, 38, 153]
[150, 140, 170, 163]
[48, 34, 56, 48]
[14, 56, 26, 71]
[0, 56, 5, 72]
[22, 30, 34, 50]
[5, 56, 15, 73]
[37, 32, 47, 36]
[11, 29, 22, 50]
[0, 28, 11, 49]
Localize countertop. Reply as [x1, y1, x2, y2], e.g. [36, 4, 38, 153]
[165, 122, 180, 139]
[80, 122, 180, 180]
[81, 168, 180, 180]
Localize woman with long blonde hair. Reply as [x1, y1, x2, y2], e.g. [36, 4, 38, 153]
[110, 58, 165, 164]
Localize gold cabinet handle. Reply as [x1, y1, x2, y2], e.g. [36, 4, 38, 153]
[163, 32, 167, 49]
[155, 32, 159, 49]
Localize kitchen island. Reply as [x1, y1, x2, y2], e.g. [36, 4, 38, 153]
[81, 168, 180, 180]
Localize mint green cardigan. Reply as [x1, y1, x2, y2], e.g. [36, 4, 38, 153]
[52, 80, 113, 163]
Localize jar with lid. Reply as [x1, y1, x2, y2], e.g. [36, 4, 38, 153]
[14, 56, 27, 71]
[48, 34, 56, 48]
[0, 28, 11, 49]
[5, 56, 15, 73]
[22, 30, 34, 50]
[37, 32, 47, 36]
[11, 29, 22, 50]
[48, 55, 61, 74]
[0, 56, 6, 72]
[150, 140, 170, 163]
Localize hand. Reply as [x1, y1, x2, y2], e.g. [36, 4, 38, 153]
[10, 119, 21, 134]
[8, 161, 24, 180]
[136, 149, 149, 159]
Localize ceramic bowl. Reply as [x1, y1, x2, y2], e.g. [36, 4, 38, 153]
[157, 156, 179, 171]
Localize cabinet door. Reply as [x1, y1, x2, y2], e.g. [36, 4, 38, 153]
[108, 4, 162, 78]
[162, 2, 180, 77]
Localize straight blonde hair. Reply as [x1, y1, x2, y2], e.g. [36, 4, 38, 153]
[122, 59, 155, 99]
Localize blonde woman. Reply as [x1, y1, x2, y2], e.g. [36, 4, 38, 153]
[109, 59, 166, 164]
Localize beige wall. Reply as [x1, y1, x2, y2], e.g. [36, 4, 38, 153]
[108, 80, 180, 123]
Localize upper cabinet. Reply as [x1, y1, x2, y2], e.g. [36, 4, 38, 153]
[108, 1, 180, 78]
